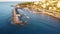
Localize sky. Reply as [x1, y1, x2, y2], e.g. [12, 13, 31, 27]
[0, 0, 39, 2]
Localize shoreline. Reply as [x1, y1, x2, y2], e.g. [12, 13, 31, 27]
[42, 12, 60, 20]
[21, 7, 60, 20]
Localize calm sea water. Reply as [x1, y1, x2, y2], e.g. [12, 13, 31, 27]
[0, 2, 60, 34]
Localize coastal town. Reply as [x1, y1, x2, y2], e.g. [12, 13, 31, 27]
[15, 0, 60, 19]
[0, 0, 60, 34]
[12, 0, 60, 24]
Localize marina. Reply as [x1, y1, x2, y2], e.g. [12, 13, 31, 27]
[0, 1, 60, 34]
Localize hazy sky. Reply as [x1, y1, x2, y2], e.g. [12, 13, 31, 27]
[0, 0, 39, 2]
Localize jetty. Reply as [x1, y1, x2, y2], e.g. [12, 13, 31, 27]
[12, 8, 24, 25]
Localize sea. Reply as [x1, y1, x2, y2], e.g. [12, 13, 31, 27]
[0, 2, 60, 34]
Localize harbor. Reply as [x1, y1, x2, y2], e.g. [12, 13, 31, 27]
[17, 1, 60, 19]
[0, 1, 60, 34]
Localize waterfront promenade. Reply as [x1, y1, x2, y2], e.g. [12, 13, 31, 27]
[17, 1, 60, 19]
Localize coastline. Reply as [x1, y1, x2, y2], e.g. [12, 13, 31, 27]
[42, 11, 60, 20]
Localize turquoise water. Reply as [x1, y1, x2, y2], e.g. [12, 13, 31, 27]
[0, 2, 60, 34]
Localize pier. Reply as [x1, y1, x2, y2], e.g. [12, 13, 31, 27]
[12, 8, 24, 25]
